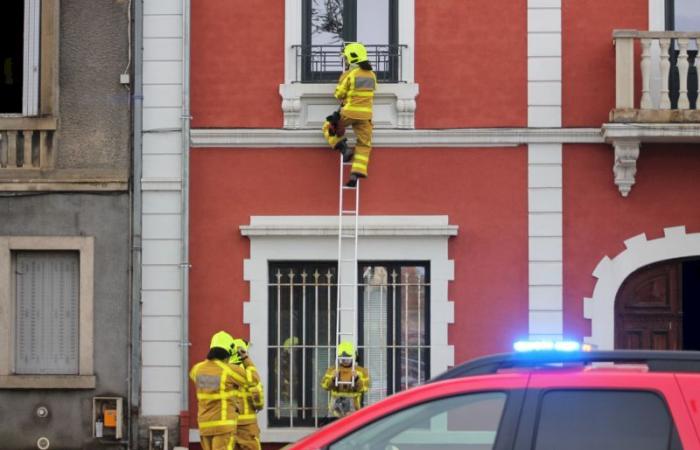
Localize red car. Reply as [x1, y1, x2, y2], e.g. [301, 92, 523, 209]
[286, 349, 700, 450]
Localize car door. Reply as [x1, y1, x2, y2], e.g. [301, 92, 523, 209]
[293, 372, 529, 450]
[513, 369, 700, 450]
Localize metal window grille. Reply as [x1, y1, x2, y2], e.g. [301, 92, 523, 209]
[267, 261, 430, 428]
[292, 44, 406, 83]
[14, 251, 80, 374]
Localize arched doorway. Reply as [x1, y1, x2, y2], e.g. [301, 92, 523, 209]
[615, 258, 700, 350]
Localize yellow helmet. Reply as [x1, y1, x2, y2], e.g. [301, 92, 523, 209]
[337, 341, 355, 358]
[283, 336, 299, 349]
[229, 338, 249, 364]
[210, 331, 234, 353]
[343, 42, 368, 64]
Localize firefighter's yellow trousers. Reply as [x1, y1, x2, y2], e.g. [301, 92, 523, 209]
[201, 432, 235, 450]
[235, 422, 261, 450]
[322, 115, 373, 177]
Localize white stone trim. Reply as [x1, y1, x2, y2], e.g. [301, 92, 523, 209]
[191, 127, 604, 148]
[528, 0, 561, 128]
[584, 226, 700, 349]
[528, 143, 563, 339]
[0, 236, 95, 386]
[281, 0, 418, 129]
[241, 215, 455, 442]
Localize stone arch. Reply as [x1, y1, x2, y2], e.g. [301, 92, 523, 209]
[584, 226, 700, 349]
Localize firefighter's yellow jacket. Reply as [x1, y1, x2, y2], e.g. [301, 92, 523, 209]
[233, 359, 264, 426]
[335, 67, 377, 121]
[321, 364, 370, 416]
[189, 358, 256, 436]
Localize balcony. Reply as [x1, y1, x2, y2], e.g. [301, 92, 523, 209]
[280, 44, 418, 129]
[0, 117, 56, 171]
[603, 30, 700, 196]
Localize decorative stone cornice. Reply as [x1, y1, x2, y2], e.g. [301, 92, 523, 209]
[240, 215, 458, 237]
[192, 127, 604, 148]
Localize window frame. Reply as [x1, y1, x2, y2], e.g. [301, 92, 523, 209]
[0, 0, 58, 120]
[239, 215, 456, 443]
[0, 236, 95, 389]
[300, 0, 399, 83]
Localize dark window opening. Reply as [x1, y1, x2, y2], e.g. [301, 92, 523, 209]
[299, 0, 400, 83]
[0, 1, 24, 113]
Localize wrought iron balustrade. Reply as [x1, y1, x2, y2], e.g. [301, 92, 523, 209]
[292, 44, 406, 83]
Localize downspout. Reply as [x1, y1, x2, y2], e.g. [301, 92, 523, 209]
[129, 0, 143, 448]
[179, 0, 192, 445]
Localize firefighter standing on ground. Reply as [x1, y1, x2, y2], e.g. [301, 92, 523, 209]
[321, 341, 370, 417]
[322, 42, 377, 187]
[189, 331, 257, 450]
[229, 338, 264, 450]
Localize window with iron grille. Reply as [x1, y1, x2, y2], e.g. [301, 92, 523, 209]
[267, 261, 430, 428]
[298, 0, 401, 83]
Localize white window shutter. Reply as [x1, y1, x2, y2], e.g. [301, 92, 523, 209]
[15, 252, 80, 375]
[23, 0, 41, 116]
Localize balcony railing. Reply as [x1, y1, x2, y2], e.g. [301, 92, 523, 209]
[292, 44, 406, 83]
[612, 30, 700, 122]
[0, 118, 56, 170]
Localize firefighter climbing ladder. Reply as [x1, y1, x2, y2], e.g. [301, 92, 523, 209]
[334, 153, 359, 386]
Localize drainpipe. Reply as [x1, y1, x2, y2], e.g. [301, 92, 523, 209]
[129, 0, 143, 448]
[179, 0, 192, 446]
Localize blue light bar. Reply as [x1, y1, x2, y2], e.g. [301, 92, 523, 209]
[513, 340, 582, 352]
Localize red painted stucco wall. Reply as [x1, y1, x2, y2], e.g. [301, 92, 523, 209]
[191, 0, 284, 128]
[563, 144, 700, 338]
[414, 0, 527, 128]
[188, 146, 529, 404]
[562, 0, 647, 127]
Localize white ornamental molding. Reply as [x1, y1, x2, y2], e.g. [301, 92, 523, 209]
[612, 139, 640, 197]
[583, 226, 700, 349]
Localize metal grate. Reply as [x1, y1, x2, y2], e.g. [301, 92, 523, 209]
[267, 261, 430, 428]
[292, 44, 407, 83]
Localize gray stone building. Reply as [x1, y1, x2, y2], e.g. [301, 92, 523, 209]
[0, 1, 134, 448]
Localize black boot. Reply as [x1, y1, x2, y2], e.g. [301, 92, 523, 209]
[335, 140, 353, 163]
[345, 173, 358, 188]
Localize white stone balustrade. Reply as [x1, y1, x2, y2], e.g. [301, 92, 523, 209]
[0, 119, 56, 170]
[614, 30, 700, 112]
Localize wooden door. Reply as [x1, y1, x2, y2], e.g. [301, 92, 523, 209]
[615, 261, 682, 350]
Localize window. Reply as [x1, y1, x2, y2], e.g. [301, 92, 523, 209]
[0, 0, 40, 115]
[299, 0, 400, 82]
[14, 251, 80, 374]
[359, 263, 429, 402]
[266, 260, 430, 428]
[329, 392, 507, 450]
[0, 236, 95, 388]
[534, 390, 683, 450]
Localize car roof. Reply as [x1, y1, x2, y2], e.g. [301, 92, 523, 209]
[430, 350, 700, 382]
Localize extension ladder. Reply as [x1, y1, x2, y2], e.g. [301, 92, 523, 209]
[334, 153, 359, 387]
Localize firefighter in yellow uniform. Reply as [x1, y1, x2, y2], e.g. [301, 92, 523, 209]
[322, 42, 377, 187]
[229, 338, 264, 450]
[321, 341, 370, 418]
[189, 331, 257, 450]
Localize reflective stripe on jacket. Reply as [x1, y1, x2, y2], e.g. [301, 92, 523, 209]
[321, 365, 370, 415]
[189, 359, 250, 436]
[234, 362, 264, 425]
[335, 67, 377, 120]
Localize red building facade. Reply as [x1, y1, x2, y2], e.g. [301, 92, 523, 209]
[187, 0, 700, 445]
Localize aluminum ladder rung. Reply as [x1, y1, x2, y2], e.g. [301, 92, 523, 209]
[342, 210, 357, 215]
